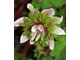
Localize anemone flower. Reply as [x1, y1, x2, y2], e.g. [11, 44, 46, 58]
[14, 3, 65, 50]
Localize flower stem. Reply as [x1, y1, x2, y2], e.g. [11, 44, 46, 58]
[22, 40, 30, 58]
[14, 0, 29, 21]
[45, 49, 51, 55]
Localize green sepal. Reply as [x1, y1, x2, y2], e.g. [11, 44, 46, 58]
[22, 32, 27, 36]
[23, 16, 27, 22]
[44, 23, 49, 28]
[19, 23, 25, 27]
[50, 33, 58, 37]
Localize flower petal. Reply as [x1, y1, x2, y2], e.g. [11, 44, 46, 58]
[37, 24, 44, 32]
[52, 25, 65, 35]
[36, 32, 41, 41]
[53, 16, 63, 24]
[41, 8, 55, 17]
[14, 17, 28, 27]
[48, 39, 54, 50]
[20, 32, 28, 43]
[27, 3, 35, 13]
[31, 25, 37, 32]
[30, 40, 34, 45]
[30, 31, 37, 41]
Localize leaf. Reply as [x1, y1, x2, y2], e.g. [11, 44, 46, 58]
[54, 57, 66, 60]
[60, 46, 66, 57]
[42, 56, 53, 60]
[50, 35, 66, 57]
[50, 42, 64, 57]
[22, 58, 27, 60]
[41, 0, 54, 10]
[27, 58, 32, 60]
[31, 0, 41, 9]
[14, 52, 22, 60]
[34, 52, 38, 57]
[54, 46, 66, 60]
[50, 0, 66, 7]
[59, 8, 66, 16]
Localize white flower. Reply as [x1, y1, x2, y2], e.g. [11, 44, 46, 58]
[14, 3, 65, 50]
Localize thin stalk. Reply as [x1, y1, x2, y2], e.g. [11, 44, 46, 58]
[45, 49, 51, 55]
[14, 0, 29, 21]
[22, 40, 30, 58]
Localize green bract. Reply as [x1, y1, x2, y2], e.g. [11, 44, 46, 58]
[19, 8, 57, 47]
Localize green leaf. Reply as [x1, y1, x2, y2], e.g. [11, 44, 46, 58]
[50, 35, 66, 57]
[54, 46, 66, 60]
[50, 42, 65, 57]
[41, 0, 53, 10]
[60, 8, 66, 16]
[14, 53, 22, 60]
[27, 58, 32, 60]
[60, 46, 66, 57]
[42, 56, 53, 60]
[34, 52, 38, 57]
[22, 58, 27, 60]
[50, 0, 66, 7]
[31, 0, 41, 9]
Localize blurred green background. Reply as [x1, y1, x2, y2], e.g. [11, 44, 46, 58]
[14, 0, 66, 60]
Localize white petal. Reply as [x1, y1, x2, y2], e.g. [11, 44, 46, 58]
[30, 40, 34, 45]
[41, 8, 55, 17]
[48, 40, 54, 50]
[30, 31, 37, 41]
[53, 16, 63, 24]
[37, 24, 44, 32]
[31, 25, 37, 32]
[36, 32, 41, 41]
[27, 3, 35, 13]
[20, 32, 28, 43]
[14, 17, 28, 27]
[52, 25, 65, 35]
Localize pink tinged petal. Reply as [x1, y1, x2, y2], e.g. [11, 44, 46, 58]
[14, 17, 28, 27]
[52, 25, 65, 35]
[31, 25, 37, 32]
[48, 40, 54, 50]
[27, 3, 35, 13]
[20, 32, 28, 43]
[53, 16, 63, 24]
[37, 25, 44, 32]
[36, 32, 41, 41]
[30, 31, 37, 41]
[41, 8, 55, 17]
[30, 40, 34, 45]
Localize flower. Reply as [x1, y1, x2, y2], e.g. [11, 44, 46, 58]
[14, 3, 65, 50]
